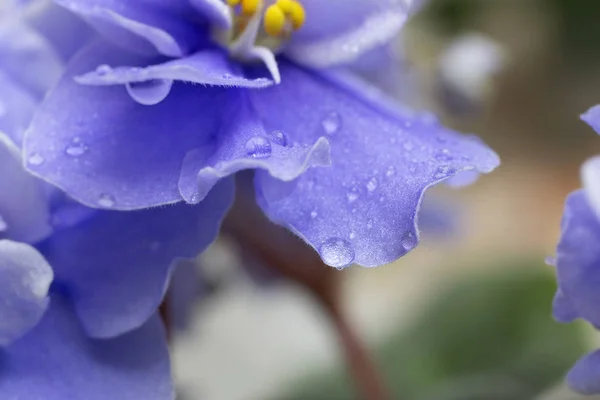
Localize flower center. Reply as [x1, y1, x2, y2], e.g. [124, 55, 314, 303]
[219, 0, 305, 52]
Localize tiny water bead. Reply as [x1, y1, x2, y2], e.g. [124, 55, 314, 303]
[95, 64, 112, 75]
[385, 166, 396, 177]
[27, 153, 44, 166]
[245, 136, 272, 158]
[310, 210, 318, 218]
[434, 165, 455, 179]
[125, 79, 173, 106]
[401, 231, 417, 251]
[97, 193, 116, 208]
[65, 140, 87, 157]
[321, 111, 341, 135]
[269, 130, 288, 146]
[319, 237, 355, 268]
[366, 177, 378, 192]
[346, 191, 359, 203]
[435, 149, 453, 162]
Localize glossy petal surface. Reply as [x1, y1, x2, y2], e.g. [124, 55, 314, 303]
[0, 296, 173, 400]
[0, 240, 52, 346]
[25, 43, 328, 210]
[251, 63, 499, 267]
[40, 180, 233, 338]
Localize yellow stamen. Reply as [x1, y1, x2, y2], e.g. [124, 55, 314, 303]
[276, 0, 305, 30]
[241, 0, 261, 15]
[227, 0, 241, 5]
[263, 5, 286, 37]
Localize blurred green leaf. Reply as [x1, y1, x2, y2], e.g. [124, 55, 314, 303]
[280, 260, 588, 400]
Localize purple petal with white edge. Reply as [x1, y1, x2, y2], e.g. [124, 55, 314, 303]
[178, 91, 330, 203]
[582, 105, 600, 135]
[0, 133, 51, 243]
[75, 47, 273, 89]
[554, 190, 600, 327]
[567, 349, 600, 395]
[250, 62, 499, 268]
[55, 0, 204, 57]
[0, 295, 174, 400]
[40, 179, 233, 338]
[0, 240, 52, 346]
[285, 0, 412, 68]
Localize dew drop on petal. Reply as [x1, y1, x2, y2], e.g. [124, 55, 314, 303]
[269, 130, 288, 147]
[319, 238, 355, 268]
[434, 165, 454, 179]
[97, 194, 116, 208]
[321, 111, 341, 135]
[346, 191, 359, 203]
[27, 153, 44, 166]
[366, 177, 378, 192]
[310, 210, 318, 219]
[126, 79, 173, 106]
[95, 64, 112, 75]
[386, 166, 395, 177]
[246, 136, 272, 159]
[435, 149, 453, 162]
[222, 73, 233, 79]
[349, 231, 356, 240]
[401, 231, 417, 252]
[65, 140, 87, 157]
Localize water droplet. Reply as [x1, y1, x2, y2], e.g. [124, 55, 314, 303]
[310, 210, 318, 218]
[435, 149, 453, 162]
[245, 136, 272, 159]
[403, 142, 414, 151]
[269, 130, 288, 147]
[222, 73, 233, 79]
[97, 194, 116, 208]
[95, 64, 112, 75]
[28, 153, 44, 166]
[321, 111, 341, 135]
[366, 177, 378, 192]
[319, 238, 355, 268]
[346, 191, 359, 203]
[434, 165, 454, 179]
[386, 166, 395, 177]
[349, 231, 356, 240]
[126, 79, 173, 106]
[65, 140, 87, 157]
[401, 231, 417, 252]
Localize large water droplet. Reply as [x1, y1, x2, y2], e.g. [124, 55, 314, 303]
[366, 177, 378, 192]
[246, 136, 272, 159]
[27, 153, 44, 166]
[95, 64, 112, 75]
[97, 194, 116, 208]
[126, 79, 173, 106]
[321, 111, 341, 135]
[319, 238, 355, 268]
[269, 130, 288, 147]
[401, 231, 417, 252]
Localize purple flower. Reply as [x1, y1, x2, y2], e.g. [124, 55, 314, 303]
[0, 6, 229, 398]
[552, 105, 600, 395]
[25, 0, 499, 269]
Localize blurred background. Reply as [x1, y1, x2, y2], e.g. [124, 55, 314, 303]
[171, 1, 600, 399]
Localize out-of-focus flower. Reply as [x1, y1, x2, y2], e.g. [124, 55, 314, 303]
[438, 32, 507, 115]
[25, 0, 499, 270]
[0, 5, 230, 398]
[551, 105, 600, 395]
